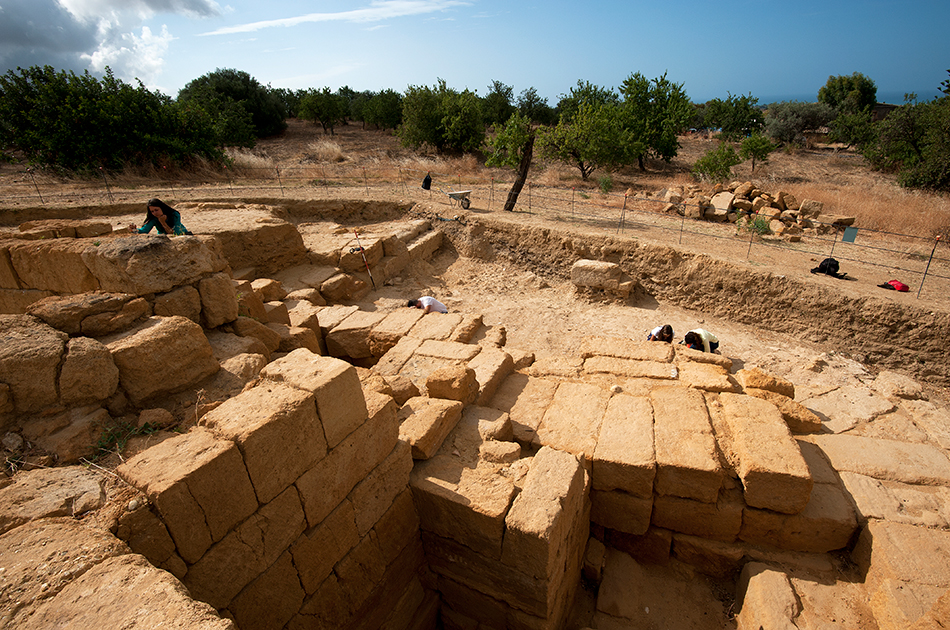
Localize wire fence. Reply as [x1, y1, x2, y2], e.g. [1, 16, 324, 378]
[1, 163, 946, 300]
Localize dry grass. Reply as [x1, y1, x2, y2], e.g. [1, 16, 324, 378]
[225, 147, 276, 178]
[307, 140, 346, 163]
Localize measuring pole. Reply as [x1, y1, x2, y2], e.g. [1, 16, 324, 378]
[353, 230, 377, 290]
[917, 235, 942, 299]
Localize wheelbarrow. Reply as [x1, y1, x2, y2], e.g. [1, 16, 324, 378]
[444, 189, 472, 209]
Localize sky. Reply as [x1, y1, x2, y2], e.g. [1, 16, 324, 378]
[1, 0, 947, 106]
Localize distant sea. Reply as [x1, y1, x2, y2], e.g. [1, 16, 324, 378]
[755, 90, 943, 106]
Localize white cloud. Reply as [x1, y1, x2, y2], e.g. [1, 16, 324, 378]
[200, 0, 469, 36]
[58, 0, 221, 21]
[82, 24, 174, 87]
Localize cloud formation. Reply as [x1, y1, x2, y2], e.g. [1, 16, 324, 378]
[199, 0, 468, 36]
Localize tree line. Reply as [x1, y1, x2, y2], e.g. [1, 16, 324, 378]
[0, 65, 947, 192]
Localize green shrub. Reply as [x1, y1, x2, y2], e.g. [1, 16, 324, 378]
[692, 142, 741, 181]
[598, 174, 614, 194]
[736, 213, 771, 235]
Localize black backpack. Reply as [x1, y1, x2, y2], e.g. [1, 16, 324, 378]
[811, 257, 845, 278]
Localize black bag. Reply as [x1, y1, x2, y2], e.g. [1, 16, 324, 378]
[811, 257, 846, 278]
[421, 173, 431, 190]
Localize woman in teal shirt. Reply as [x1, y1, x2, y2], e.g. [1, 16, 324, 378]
[128, 198, 192, 235]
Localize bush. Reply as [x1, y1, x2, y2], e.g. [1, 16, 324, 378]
[178, 68, 287, 143]
[736, 214, 771, 235]
[598, 174, 614, 194]
[692, 143, 741, 181]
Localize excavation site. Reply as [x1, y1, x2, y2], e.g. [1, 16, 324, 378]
[1, 191, 950, 630]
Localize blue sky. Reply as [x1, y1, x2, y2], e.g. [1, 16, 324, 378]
[1, 0, 946, 106]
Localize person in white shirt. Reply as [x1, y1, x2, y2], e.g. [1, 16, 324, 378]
[683, 329, 719, 353]
[407, 296, 448, 314]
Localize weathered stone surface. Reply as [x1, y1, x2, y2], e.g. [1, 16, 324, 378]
[407, 229, 443, 260]
[449, 313, 483, 343]
[59, 336, 119, 405]
[320, 272, 368, 302]
[228, 550, 303, 630]
[736, 367, 795, 398]
[854, 520, 950, 593]
[325, 309, 387, 359]
[590, 489, 653, 536]
[651, 386, 723, 503]
[537, 381, 611, 459]
[839, 471, 950, 528]
[673, 344, 733, 370]
[872, 370, 926, 400]
[718, 393, 813, 514]
[154, 285, 202, 322]
[26, 291, 135, 334]
[735, 562, 801, 630]
[339, 235, 384, 272]
[201, 212, 308, 275]
[201, 382, 327, 504]
[259, 349, 367, 448]
[372, 335, 422, 376]
[904, 400, 950, 451]
[264, 300, 291, 325]
[676, 360, 739, 392]
[580, 335, 674, 363]
[285, 299, 326, 353]
[271, 264, 338, 293]
[349, 439, 414, 536]
[468, 346, 513, 406]
[488, 373, 558, 446]
[397, 396, 463, 460]
[230, 315, 281, 353]
[592, 394, 655, 497]
[104, 316, 219, 405]
[206, 330, 269, 362]
[265, 323, 322, 354]
[291, 500, 360, 595]
[801, 386, 896, 433]
[199, 271, 239, 328]
[8, 239, 99, 293]
[80, 296, 150, 337]
[81, 235, 225, 295]
[584, 356, 674, 380]
[570, 259, 621, 289]
[425, 365, 479, 404]
[251, 278, 287, 302]
[25, 405, 111, 464]
[116, 502, 184, 577]
[369, 307, 425, 355]
[0, 467, 105, 535]
[743, 387, 823, 434]
[314, 304, 359, 336]
[740, 482, 857, 553]
[0, 314, 66, 413]
[117, 427, 259, 564]
[408, 312, 464, 342]
[805, 433, 950, 486]
[652, 489, 743, 542]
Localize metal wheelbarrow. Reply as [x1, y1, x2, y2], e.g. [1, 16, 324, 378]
[443, 189, 472, 209]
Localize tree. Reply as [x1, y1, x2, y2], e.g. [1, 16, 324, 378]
[398, 80, 484, 153]
[538, 101, 629, 180]
[702, 93, 763, 140]
[486, 111, 535, 211]
[517, 87, 556, 125]
[178, 68, 286, 140]
[764, 101, 835, 146]
[363, 89, 403, 130]
[617, 72, 693, 170]
[818, 72, 877, 115]
[739, 133, 774, 172]
[298, 87, 348, 135]
[692, 142, 741, 181]
[555, 80, 618, 122]
[482, 80, 515, 128]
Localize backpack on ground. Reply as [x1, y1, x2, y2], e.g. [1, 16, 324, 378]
[878, 279, 910, 292]
[811, 257, 846, 278]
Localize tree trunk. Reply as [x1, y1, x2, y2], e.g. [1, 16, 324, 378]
[503, 132, 535, 212]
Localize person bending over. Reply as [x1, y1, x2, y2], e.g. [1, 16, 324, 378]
[408, 296, 447, 314]
[683, 329, 719, 353]
[647, 324, 674, 342]
[129, 198, 192, 236]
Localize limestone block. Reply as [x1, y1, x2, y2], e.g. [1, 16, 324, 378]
[869, 578, 945, 630]
[872, 370, 926, 400]
[740, 482, 857, 553]
[736, 367, 794, 398]
[228, 550, 303, 630]
[259, 349, 367, 448]
[286, 299, 325, 354]
[854, 520, 950, 594]
[798, 198, 823, 218]
[206, 330, 269, 362]
[536, 381, 611, 459]
[27, 405, 111, 464]
[117, 427, 259, 564]
[339, 236, 384, 272]
[676, 361, 739, 392]
[411, 454, 516, 559]
[408, 312, 464, 341]
[804, 433, 950, 486]
[104, 316, 219, 406]
[251, 278, 287, 302]
[80, 296, 150, 337]
[264, 300, 291, 325]
[710, 191, 735, 214]
[407, 230, 443, 261]
[9, 239, 99, 293]
[735, 562, 801, 630]
[19, 554, 235, 630]
[570, 259, 621, 289]
[116, 504, 183, 577]
[230, 316, 281, 354]
[581, 335, 675, 362]
[199, 272, 239, 328]
[349, 440, 414, 536]
[27, 292, 135, 335]
[59, 336, 119, 405]
[651, 386, 723, 503]
[503, 447, 587, 581]
[295, 396, 398, 527]
[584, 356, 675, 380]
[719, 393, 813, 514]
[903, 400, 950, 450]
[201, 383, 327, 504]
[415, 338, 481, 362]
[488, 373, 558, 447]
[320, 272, 368, 303]
[314, 304, 359, 337]
[271, 264, 337, 293]
[184, 486, 306, 609]
[743, 388, 822, 434]
[325, 309, 387, 359]
[673, 344, 733, 370]
[449, 313, 483, 343]
[801, 386, 896, 433]
[369, 307, 425, 356]
[291, 500, 360, 594]
[590, 489, 653, 536]
[154, 285, 202, 322]
[652, 489, 743, 542]
[0, 288, 53, 314]
[0, 314, 66, 413]
[82, 235, 224, 295]
[266, 323, 322, 354]
[909, 589, 950, 630]
[838, 471, 950, 529]
[397, 396, 463, 460]
[468, 346, 513, 406]
[592, 394, 655, 497]
[0, 467, 105, 535]
[0, 244, 19, 289]
[373, 335, 422, 376]
[374, 488, 420, 565]
[202, 214, 308, 276]
[426, 365, 479, 404]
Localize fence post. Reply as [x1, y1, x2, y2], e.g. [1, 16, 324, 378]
[99, 167, 115, 203]
[362, 166, 369, 195]
[275, 166, 284, 196]
[917, 235, 942, 299]
[490, 176, 494, 211]
[27, 168, 44, 204]
[571, 187, 575, 217]
[617, 194, 627, 233]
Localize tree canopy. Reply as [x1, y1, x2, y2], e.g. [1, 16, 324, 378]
[178, 68, 287, 143]
[818, 72, 878, 115]
[398, 80, 484, 153]
[700, 93, 763, 140]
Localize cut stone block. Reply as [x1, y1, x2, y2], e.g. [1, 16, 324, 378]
[853, 520, 950, 594]
[397, 396, 463, 460]
[740, 482, 857, 553]
[228, 550, 304, 630]
[374, 336, 423, 376]
[584, 356, 675, 380]
[652, 488, 743, 543]
[718, 393, 813, 514]
[369, 307, 425, 355]
[349, 440, 413, 536]
[570, 259, 620, 289]
[408, 312, 463, 341]
[415, 339, 482, 361]
[592, 394, 655, 497]
[536, 381, 611, 459]
[324, 310, 387, 359]
[487, 373, 558, 447]
[590, 489, 653, 536]
[468, 346, 513, 406]
[744, 387, 823, 434]
[676, 361, 739, 392]
[804, 433, 950, 486]
[735, 562, 801, 630]
[259, 349, 367, 448]
[314, 304, 359, 337]
[651, 386, 723, 503]
[580, 335, 675, 362]
[801, 386, 896, 433]
[200, 382, 327, 504]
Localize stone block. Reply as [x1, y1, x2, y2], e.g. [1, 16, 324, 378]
[117, 427, 259, 563]
[853, 520, 950, 594]
[407, 230, 443, 260]
[260, 349, 367, 448]
[291, 499, 359, 594]
[233, 279, 268, 322]
[206, 330, 269, 362]
[740, 482, 857, 553]
[59, 336, 119, 405]
[488, 373, 558, 447]
[372, 488, 420, 566]
[349, 440, 414, 536]
[590, 489, 653, 536]
[449, 313, 483, 343]
[339, 235, 384, 272]
[718, 393, 813, 514]
[26, 405, 110, 464]
[230, 316, 281, 353]
[744, 388, 823, 434]
[251, 278, 287, 302]
[266, 323, 322, 354]
[80, 296, 150, 337]
[584, 356, 675, 380]
[652, 488, 743, 542]
[373, 335, 422, 376]
[651, 386, 723, 503]
[0, 244, 19, 290]
[369, 307, 426, 355]
[676, 361, 739, 392]
[9, 239, 99, 293]
[320, 272, 368, 302]
[315, 304, 359, 336]
[228, 550, 303, 630]
[201, 213, 308, 276]
[201, 382, 327, 504]
[325, 310, 387, 359]
[426, 365, 479, 404]
[397, 396, 464, 460]
[0, 314, 66, 413]
[536, 381, 611, 459]
[804, 433, 950, 486]
[592, 394, 655, 497]
[264, 300, 291, 325]
[199, 272, 239, 328]
[104, 316, 219, 406]
[184, 486, 306, 609]
[800, 386, 896, 433]
[155, 285, 202, 322]
[409, 312, 464, 342]
[580, 335, 674, 362]
[468, 346, 514, 406]
[736, 367, 794, 398]
[0, 467, 105, 536]
[116, 504, 184, 577]
[570, 259, 620, 289]
[735, 562, 801, 630]
[286, 299, 326, 354]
